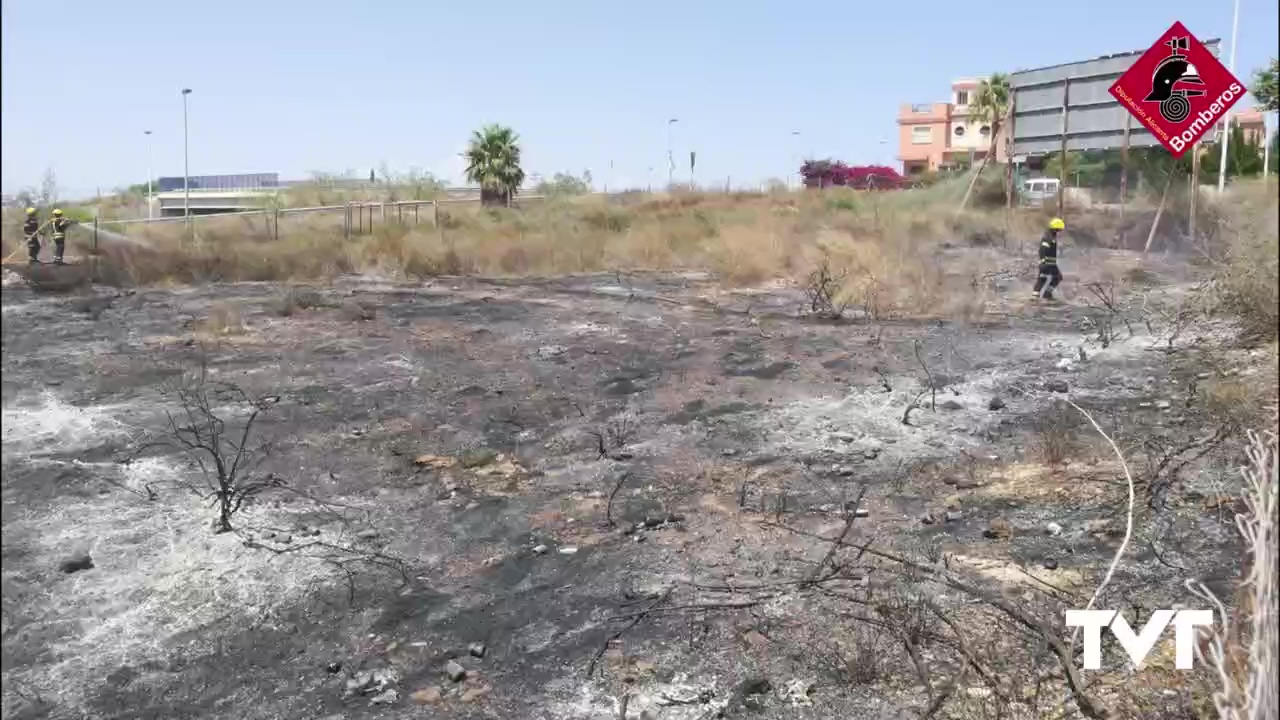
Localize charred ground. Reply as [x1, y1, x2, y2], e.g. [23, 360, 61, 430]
[1, 248, 1272, 719]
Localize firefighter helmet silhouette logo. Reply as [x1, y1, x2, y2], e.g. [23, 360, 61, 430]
[1110, 22, 1246, 158]
[1143, 37, 1205, 123]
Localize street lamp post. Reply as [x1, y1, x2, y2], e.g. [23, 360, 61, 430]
[667, 118, 679, 187]
[1264, 114, 1273, 187]
[145, 130, 154, 219]
[1216, 0, 1240, 194]
[182, 88, 193, 219]
[791, 131, 802, 189]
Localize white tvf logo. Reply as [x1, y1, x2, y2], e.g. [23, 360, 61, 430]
[1064, 609, 1214, 670]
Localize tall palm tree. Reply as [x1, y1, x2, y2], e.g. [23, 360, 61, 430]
[463, 124, 526, 207]
[959, 73, 1012, 210]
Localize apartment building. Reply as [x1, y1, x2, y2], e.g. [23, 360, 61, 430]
[897, 78, 1008, 175]
[1233, 106, 1268, 145]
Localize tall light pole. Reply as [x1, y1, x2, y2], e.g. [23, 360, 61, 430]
[144, 130, 154, 219]
[791, 131, 802, 189]
[667, 118, 679, 187]
[182, 88, 193, 219]
[1264, 113, 1273, 187]
[1216, 0, 1240, 194]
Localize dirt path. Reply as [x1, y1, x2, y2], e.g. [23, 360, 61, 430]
[1, 258, 1258, 719]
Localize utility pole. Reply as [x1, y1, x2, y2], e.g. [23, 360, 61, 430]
[145, 130, 154, 219]
[182, 88, 193, 220]
[1216, 0, 1240, 193]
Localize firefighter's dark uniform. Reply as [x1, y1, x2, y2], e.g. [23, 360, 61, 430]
[23, 214, 41, 263]
[51, 216, 71, 265]
[1032, 228, 1062, 300]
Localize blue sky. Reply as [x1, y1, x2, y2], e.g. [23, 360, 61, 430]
[2, 0, 1276, 199]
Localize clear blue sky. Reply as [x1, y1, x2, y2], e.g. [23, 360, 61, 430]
[2, 0, 1276, 199]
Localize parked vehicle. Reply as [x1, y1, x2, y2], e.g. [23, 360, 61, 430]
[1020, 177, 1060, 206]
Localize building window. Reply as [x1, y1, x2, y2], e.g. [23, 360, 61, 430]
[955, 90, 969, 106]
[980, 125, 991, 136]
[954, 126, 966, 137]
[912, 127, 933, 145]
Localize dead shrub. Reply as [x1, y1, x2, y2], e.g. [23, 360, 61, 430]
[273, 286, 330, 316]
[814, 624, 891, 686]
[337, 299, 376, 322]
[579, 206, 633, 233]
[1032, 401, 1078, 465]
[1123, 266, 1161, 287]
[196, 302, 244, 336]
[802, 258, 850, 320]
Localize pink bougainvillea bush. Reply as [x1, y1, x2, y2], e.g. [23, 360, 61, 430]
[800, 160, 904, 190]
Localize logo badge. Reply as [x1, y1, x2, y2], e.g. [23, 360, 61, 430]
[1109, 22, 1246, 157]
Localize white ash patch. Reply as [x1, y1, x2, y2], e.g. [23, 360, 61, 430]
[756, 383, 987, 461]
[2, 267, 28, 287]
[5, 453, 336, 715]
[589, 285, 632, 298]
[1, 391, 136, 458]
[564, 321, 621, 337]
[551, 674, 728, 720]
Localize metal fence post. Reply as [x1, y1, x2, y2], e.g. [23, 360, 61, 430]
[93, 217, 99, 253]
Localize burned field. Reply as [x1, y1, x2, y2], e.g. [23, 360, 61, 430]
[1, 260, 1270, 719]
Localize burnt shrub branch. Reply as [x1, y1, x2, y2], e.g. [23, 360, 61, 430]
[136, 357, 282, 533]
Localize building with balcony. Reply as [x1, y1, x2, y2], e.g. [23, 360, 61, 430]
[1233, 106, 1268, 146]
[897, 78, 1008, 176]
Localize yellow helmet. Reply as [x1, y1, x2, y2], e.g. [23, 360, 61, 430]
[1049, 217, 1065, 231]
[52, 208, 63, 216]
[26, 207, 37, 215]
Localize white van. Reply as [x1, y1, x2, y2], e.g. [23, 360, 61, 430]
[1021, 177, 1060, 206]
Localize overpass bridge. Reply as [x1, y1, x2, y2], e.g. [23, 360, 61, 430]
[153, 188, 279, 217]
[152, 182, 491, 217]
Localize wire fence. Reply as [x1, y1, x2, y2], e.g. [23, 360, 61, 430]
[99, 199, 442, 239]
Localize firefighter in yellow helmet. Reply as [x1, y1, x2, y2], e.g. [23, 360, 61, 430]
[50, 208, 72, 265]
[1033, 217, 1066, 301]
[23, 207, 42, 263]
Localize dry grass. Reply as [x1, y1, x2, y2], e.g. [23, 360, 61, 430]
[1210, 180, 1280, 341]
[1032, 401, 1079, 466]
[12, 176, 1273, 331]
[194, 302, 245, 337]
[1189, 431, 1278, 720]
[47, 179, 1058, 319]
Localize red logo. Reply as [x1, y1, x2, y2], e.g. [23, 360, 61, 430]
[1109, 22, 1246, 157]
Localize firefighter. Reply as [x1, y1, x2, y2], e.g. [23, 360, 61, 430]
[1032, 217, 1065, 301]
[50, 208, 72, 265]
[23, 207, 42, 263]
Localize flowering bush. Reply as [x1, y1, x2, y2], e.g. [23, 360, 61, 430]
[800, 160, 904, 190]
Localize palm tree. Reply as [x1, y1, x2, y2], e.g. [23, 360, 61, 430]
[959, 73, 1012, 210]
[463, 124, 526, 207]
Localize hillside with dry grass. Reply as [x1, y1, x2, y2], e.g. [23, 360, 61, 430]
[2, 176, 1277, 720]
